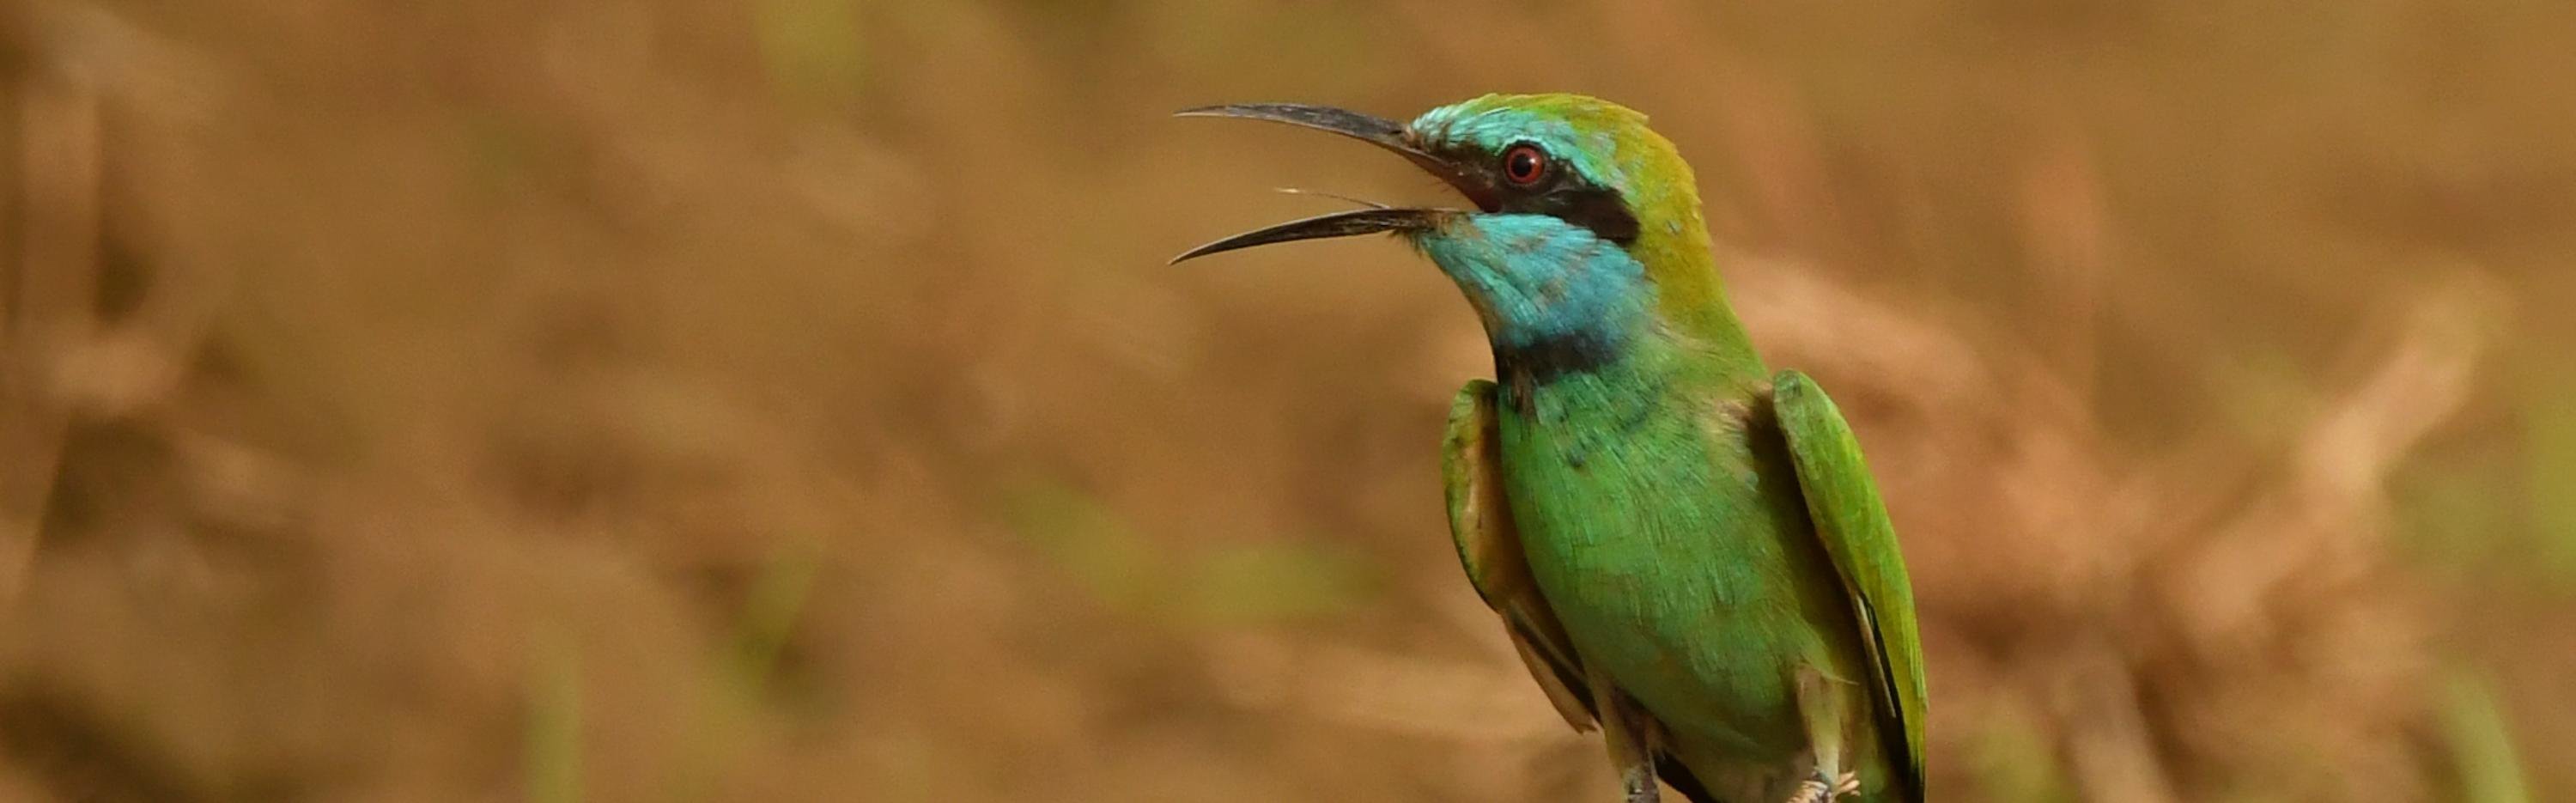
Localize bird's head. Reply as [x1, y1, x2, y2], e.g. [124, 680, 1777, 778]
[1175, 94, 1729, 374]
[1180, 94, 1731, 368]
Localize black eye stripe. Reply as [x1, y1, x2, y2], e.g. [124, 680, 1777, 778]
[1455, 143, 1642, 246]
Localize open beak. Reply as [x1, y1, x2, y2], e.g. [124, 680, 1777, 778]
[1170, 103, 1485, 265]
[1168, 207, 1455, 264]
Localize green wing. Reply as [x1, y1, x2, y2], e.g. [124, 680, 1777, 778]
[1771, 370, 1927, 800]
[1443, 380, 1722, 803]
[1443, 380, 1596, 733]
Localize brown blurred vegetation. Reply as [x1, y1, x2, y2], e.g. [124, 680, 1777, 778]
[2, 1, 2573, 800]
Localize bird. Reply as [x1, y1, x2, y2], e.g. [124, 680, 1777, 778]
[1171, 94, 1926, 803]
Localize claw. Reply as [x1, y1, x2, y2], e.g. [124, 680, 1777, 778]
[1783, 772, 1860, 803]
[1784, 779, 1828, 803]
[1619, 764, 1659, 803]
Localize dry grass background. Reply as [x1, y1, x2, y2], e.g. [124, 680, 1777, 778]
[2, 1, 2573, 800]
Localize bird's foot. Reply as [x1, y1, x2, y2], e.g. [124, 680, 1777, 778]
[1619, 765, 1659, 803]
[1783, 771, 1859, 803]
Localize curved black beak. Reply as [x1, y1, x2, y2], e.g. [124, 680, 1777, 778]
[1176, 103, 1455, 179]
[1168, 207, 1453, 264]
[1171, 103, 1486, 265]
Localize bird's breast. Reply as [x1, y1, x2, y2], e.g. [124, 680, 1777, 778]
[1496, 374, 1825, 759]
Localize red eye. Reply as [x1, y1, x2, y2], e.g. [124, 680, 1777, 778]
[1502, 144, 1546, 186]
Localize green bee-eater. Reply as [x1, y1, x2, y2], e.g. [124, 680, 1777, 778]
[1174, 94, 1926, 803]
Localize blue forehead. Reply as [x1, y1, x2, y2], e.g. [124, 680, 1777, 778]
[1409, 95, 1631, 191]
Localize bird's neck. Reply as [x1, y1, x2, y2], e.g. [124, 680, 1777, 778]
[1631, 216, 1767, 392]
[1491, 327, 1709, 431]
[1428, 210, 1766, 399]
[1489, 322, 1764, 431]
[1483, 251, 1766, 407]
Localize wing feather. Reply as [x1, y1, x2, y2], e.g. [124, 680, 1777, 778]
[1443, 380, 1594, 732]
[1771, 370, 1928, 802]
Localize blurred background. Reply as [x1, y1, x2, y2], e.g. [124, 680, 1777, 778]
[1, 1, 2571, 800]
